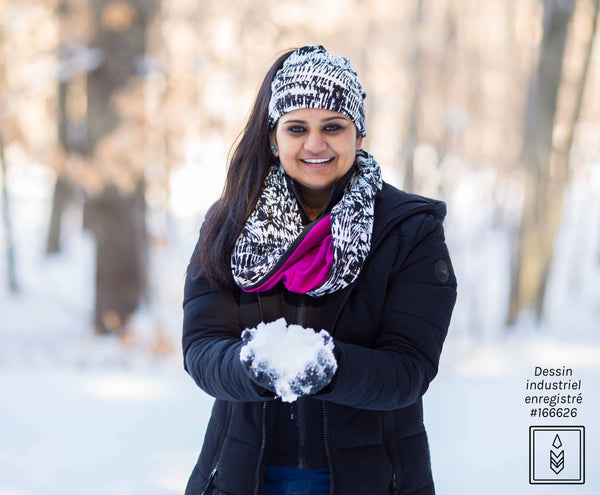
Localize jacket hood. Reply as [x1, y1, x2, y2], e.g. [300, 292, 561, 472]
[371, 182, 446, 249]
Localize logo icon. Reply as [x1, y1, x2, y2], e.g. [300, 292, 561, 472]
[550, 434, 564, 474]
[529, 426, 585, 484]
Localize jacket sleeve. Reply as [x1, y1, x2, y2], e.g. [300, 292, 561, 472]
[182, 257, 274, 402]
[316, 213, 457, 410]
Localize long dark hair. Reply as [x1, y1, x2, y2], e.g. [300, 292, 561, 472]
[189, 49, 295, 288]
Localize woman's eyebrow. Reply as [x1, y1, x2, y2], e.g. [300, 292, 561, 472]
[281, 119, 307, 125]
[281, 116, 348, 125]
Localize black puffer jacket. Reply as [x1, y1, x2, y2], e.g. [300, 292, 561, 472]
[182, 182, 457, 495]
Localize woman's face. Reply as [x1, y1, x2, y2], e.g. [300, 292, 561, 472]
[271, 108, 362, 195]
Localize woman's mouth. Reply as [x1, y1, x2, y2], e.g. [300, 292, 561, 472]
[301, 157, 334, 164]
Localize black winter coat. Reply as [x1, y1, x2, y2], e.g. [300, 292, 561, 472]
[182, 182, 457, 495]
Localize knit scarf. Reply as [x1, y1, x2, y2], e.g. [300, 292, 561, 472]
[231, 149, 382, 297]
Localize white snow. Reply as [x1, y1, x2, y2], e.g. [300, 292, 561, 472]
[240, 318, 337, 402]
[0, 153, 598, 494]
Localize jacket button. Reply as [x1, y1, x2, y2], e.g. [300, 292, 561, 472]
[434, 260, 450, 283]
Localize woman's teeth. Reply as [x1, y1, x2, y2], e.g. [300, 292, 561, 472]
[302, 158, 333, 164]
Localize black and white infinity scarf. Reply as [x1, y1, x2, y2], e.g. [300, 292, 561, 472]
[231, 149, 382, 297]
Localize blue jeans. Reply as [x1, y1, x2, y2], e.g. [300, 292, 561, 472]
[262, 466, 331, 495]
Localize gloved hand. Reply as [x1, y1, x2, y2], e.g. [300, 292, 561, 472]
[239, 328, 278, 393]
[287, 331, 337, 397]
[239, 318, 337, 402]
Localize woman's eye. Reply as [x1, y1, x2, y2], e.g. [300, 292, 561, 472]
[324, 124, 343, 132]
[287, 126, 306, 134]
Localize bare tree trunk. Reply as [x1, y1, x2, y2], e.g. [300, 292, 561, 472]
[436, 3, 458, 198]
[557, 0, 600, 173]
[1, 134, 18, 293]
[403, 0, 424, 193]
[47, 78, 73, 254]
[85, 0, 155, 334]
[46, 176, 72, 254]
[560, 0, 600, 281]
[85, 180, 147, 334]
[508, 0, 575, 325]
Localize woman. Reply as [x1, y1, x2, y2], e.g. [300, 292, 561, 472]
[183, 45, 457, 495]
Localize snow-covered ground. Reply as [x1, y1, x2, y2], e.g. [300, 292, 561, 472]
[1, 159, 599, 494]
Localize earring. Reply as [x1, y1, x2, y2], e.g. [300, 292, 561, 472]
[271, 145, 275, 151]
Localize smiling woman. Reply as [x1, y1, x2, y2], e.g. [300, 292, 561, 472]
[183, 45, 457, 495]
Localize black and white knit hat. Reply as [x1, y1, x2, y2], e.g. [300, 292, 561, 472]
[268, 45, 366, 137]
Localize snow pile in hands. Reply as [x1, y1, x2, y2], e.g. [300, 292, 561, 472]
[239, 318, 337, 403]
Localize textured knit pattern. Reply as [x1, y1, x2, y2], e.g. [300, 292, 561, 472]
[268, 45, 367, 137]
[231, 149, 382, 297]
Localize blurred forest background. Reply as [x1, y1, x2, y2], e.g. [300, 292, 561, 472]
[2, 0, 600, 341]
[2, 1, 600, 494]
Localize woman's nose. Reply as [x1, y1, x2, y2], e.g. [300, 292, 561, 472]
[303, 132, 327, 153]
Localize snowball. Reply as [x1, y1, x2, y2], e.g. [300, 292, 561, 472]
[240, 318, 337, 403]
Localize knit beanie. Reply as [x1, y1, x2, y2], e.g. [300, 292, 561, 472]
[268, 45, 366, 137]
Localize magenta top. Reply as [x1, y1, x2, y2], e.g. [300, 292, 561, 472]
[245, 215, 333, 294]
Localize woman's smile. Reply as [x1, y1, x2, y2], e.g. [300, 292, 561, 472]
[301, 157, 334, 165]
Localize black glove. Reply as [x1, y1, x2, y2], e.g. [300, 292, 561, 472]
[240, 329, 277, 393]
[289, 334, 337, 396]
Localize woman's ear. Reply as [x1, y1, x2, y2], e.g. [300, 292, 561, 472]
[269, 133, 278, 156]
[355, 134, 363, 150]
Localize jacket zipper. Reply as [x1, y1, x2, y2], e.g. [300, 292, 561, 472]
[322, 403, 335, 495]
[257, 294, 265, 322]
[200, 464, 218, 495]
[297, 295, 305, 326]
[296, 294, 306, 469]
[201, 401, 233, 494]
[297, 398, 306, 469]
[384, 411, 402, 494]
[253, 295, 268, 495]
[253, 401, 268, 495]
